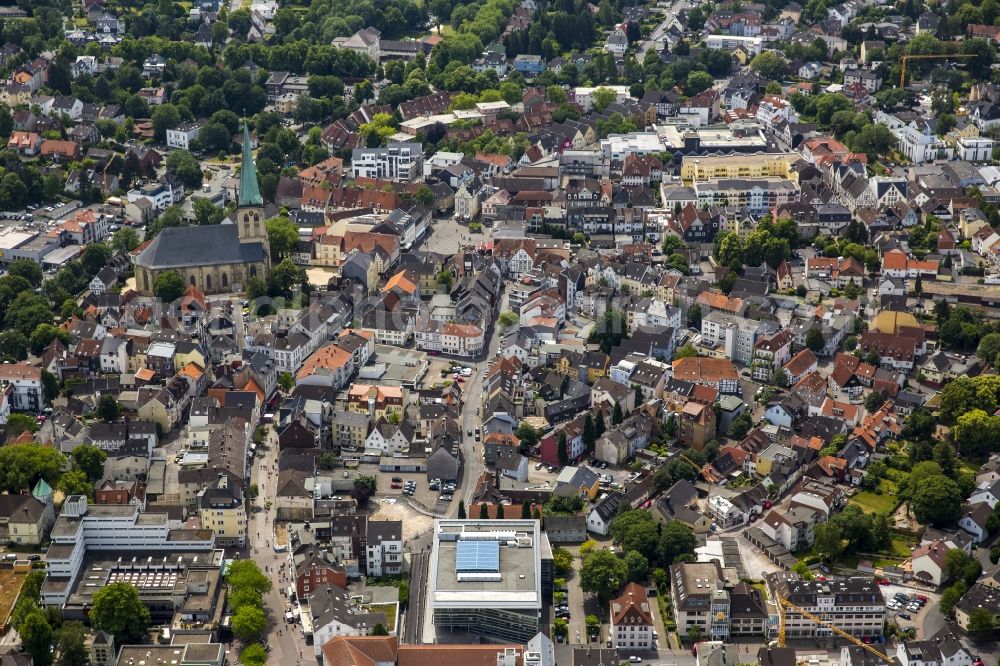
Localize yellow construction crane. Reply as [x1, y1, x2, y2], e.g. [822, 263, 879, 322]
[899, 53, 972, 87]
[775, 596, 893, 663]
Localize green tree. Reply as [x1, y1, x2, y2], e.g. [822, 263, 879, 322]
[557, 432, 568, 465]
[967, 607, 995, 633]
[592, 87, 616, 112]
[515, 422, 541, 450]
[96, 394, 122, 422]
[266, 216, 299, 261]
[498, 311, 518, 328]
[57, 469, 93, 498]
[278, 371, 294, 393]
[154, 270, 185, 303]
[239, 644, 267, 666]
[55, 621, 89, 666]
[674, 343, 698, 359]
[415, 186, 435, 207]
[750, 51, 788, 78]
[624, 550, 648, 582]
[805, 326, 825, 352]
[978, 332, 1000, 366]
[480, 503, 489, 519]
[352, 476, 377, 508]
[939, 582, 967, 617]
[71, 445, 108, 482]
[91, 582, 151, 644]
[41, 370, 59, 404]
[521, 499, 532, 519]
[268, 258, 306, 297]
[813, 521, 845, 561]
[609, 510, 660, 560]
[151, 103, 181, 142]
[458, 499, 467, 519]
[612, 402, 624, 425]
[588, 309, 628, 353]
[226, 560, 272, 596]
[933, 441, 957, 477]
[193, 198, 226, 226]
[727, 411, 753, 439]
[231, 604, 267, 641]
[29, 324, 67, 355]
[20, 609, 52, 666]
[583, 413, 596, 452]
[5, 293, 55, 337]
[0, 330, 28, 362]
[552, 546, 574, 576]
[228, 588, 263, 612]
[0, 442, 64, 489]
[6, 260, 42, 286]
[685, 71, 714, 95]
[657, 521, 697, 565]
[580, 548, 628, 601]
[944, 548, 983, 588]
[165, 149, 204, 188]
[911, 475, 963, 527]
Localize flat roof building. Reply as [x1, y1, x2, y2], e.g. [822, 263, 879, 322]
[427, 519, 551, 643]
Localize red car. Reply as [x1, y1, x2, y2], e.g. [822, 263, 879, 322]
[877, 578, 890, 585]
[390, 482, 402, 489]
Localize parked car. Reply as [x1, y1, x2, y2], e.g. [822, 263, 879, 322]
[629, 657, 642, 664]
[898, 613, 911, 620]
[391, 482, 402, 489]
[391, 477, 403, 483]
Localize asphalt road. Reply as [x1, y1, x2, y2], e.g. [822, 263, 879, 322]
[247, 428, 312, 664]
[450, 270, 507, 518]
[637, 0, 690, 61]
[401, 551, 428, 643]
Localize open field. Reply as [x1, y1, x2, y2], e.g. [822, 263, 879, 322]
[850, 490, 899, 515]
[0, 568, 28, 629]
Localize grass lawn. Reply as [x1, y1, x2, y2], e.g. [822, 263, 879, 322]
[885, 468, 910, 484]
[890, 537, 914, 557]
[0, 569, 27, 631]
[877, 477, 898, 494]
[960, 460, 981, 476]
[850, 491, 898, 515]
[365, 602, 398, 632]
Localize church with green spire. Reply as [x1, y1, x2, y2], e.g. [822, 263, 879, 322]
[134, 122, 271, 297]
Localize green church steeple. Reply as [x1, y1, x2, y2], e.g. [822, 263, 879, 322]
[238, 121, 263, 207]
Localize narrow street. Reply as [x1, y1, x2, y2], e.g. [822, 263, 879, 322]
[247, 427, 312, 663]
[637, 0, 690, 61]
[451, 284, 508, 515]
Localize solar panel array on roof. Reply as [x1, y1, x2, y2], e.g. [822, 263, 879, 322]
[456, 539, 500, 573]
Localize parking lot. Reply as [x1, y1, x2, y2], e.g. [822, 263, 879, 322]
[375, 469, 456, 513]
[881, 582, 937, 633]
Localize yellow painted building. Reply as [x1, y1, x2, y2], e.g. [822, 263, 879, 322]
[872, 310, 920, 335]
[198, 476, 246, 547]
[173, 348, 207, 373]
[346, 384, 404, 420]
[680, 153, 799, 184]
